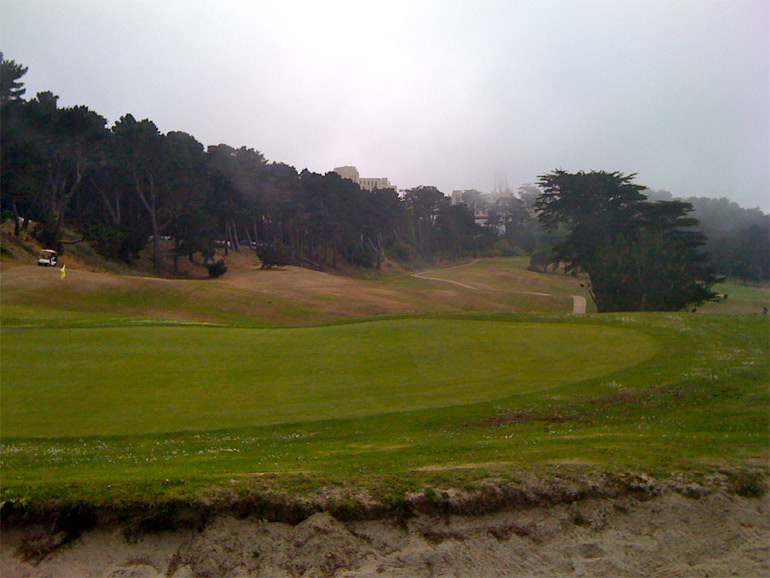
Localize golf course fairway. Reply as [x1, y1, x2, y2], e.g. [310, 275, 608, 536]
[2, 318, 657, 438]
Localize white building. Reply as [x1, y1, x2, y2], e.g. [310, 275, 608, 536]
[358, 177, 396, 192]
[333, 166, 360, 182]
[333, 166, 397, 192]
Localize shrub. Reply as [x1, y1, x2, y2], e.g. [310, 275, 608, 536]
[32, 222, 61, 252]
[493, 238, 515, 256]
[387, 241, 415, 264]
[82, 224, 124, 260]
[528, 249, 554, 273]
[81, 224, 147, 264]
[345, 245, 376, 268]
[256, 244, 290, 269]
[207, 259, 227, 278]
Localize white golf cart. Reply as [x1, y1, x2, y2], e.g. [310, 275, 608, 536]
[37, 250, 58, 267]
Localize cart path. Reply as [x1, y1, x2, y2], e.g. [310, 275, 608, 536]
[410, 259, 483, 290]
[410, 259, 587, 314]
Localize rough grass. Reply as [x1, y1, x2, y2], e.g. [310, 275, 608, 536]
[1, 314, 766, 510]
[698, 281, 770, 315]
[0, 258, 591, 328]
[0, 255, 767, 513]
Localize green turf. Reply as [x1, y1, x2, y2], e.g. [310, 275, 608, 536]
[0, 257, 767, 509]
[698, 281, 770, 315]
[1, 313, 767, 507]
[1, 318, 656, 437]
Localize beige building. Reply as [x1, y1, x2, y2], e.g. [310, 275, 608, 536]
[333, 166, 360, 182]
[333, 166, 396, 192]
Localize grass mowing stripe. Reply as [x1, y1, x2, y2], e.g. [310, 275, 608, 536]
[1, 314, 765, 509]
[1, 318, 656, 437]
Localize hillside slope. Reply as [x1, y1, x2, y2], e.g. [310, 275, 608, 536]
[5, 222, 766, 323]
[1, 225, 584, 326]
[2, 224, 768, 578]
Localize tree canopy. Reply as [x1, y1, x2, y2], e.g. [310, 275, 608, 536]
[0, 55, 496, 271]
[536, 170, 721, 312]
[0, 52, 27, 103]
[1, 53, 766, 290]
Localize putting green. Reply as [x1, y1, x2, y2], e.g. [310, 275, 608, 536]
[1, 319, 657, 438]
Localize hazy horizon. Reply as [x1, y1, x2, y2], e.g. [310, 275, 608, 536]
[2, 0, 768, 211]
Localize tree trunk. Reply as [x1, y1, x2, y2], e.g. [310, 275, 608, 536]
[225, 218, 240, 252]
[244, 225, 254, 248]
[49, 162, 84, 247]
[93, 179, 121, 226]
[173, 239, 180, 275]
[132, 170, 161, 272]
[150, 204, 160, 271]
[11, 200, 21, 237]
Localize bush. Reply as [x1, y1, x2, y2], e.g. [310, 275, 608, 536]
[32, 222, 61, 252]
[81, 224, 147, 264]
[207, 259, 227, 278]
[528, 249, 553, 273]
[493, 238, 515, 256]
[256, 244, 290, 269]
[344, 245, 376, 268]
[82, 224, 124, 260]
[387, 241, 415, 264]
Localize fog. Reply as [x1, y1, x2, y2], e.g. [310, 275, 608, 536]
[2, 0, 768, 210]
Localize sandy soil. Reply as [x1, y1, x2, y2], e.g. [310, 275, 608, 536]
[2, 489, 767, 578]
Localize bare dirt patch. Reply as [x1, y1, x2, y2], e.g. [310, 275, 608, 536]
[2, 486, 767, 577]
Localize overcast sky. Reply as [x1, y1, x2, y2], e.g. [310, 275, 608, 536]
[2, 0, 768, 210]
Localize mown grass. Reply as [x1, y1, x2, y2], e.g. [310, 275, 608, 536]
[1, 257, 767, 512]
[698, 281, 770, 315]
[1, 312, 767, 509]
[1, 318, 656, 437]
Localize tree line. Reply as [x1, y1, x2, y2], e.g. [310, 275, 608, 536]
[1, 53, 767, 311]
[1, 53, 507, 274]
[645, 190, 769, 284]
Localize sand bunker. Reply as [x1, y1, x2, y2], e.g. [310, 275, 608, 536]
[3, 488, 767, 577]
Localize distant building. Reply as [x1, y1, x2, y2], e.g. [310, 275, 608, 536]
[450, 189, 523, 234]
[358, 177, 396, 192]
[333, 166, 397, 192]
[333, 166, 360, 182]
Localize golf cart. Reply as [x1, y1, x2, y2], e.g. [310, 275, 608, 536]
[37, 250, 58, 267]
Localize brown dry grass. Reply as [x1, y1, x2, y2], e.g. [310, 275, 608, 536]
[1, 224, 588, 326]
[5, 222, 761, 322]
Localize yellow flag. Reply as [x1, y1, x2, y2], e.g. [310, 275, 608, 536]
[60, 264, 66, 280]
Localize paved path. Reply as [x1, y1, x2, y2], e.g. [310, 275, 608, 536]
[410, 260, 588, 315]
[410, 260, 482, 290]
[571, 295, 587, 315]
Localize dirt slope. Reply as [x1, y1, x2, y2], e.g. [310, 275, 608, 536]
[2, 488, 767, 577]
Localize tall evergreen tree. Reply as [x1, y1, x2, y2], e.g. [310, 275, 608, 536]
[536, 170, 720, 312]
[403, 186, 448, 259]
[112, 115, 169, 270]
[0, 52, 28, 103]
